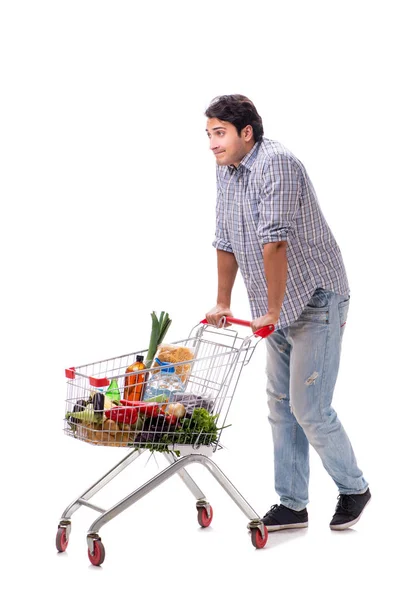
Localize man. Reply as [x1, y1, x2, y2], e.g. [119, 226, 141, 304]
[205, 94, 370, 531]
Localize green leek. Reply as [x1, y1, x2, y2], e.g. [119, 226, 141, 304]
[145, 311, 172, 368]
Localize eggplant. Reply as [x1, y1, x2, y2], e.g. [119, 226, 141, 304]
[68, 398, 88, 424]
[92, 392, 105, 414]
[143, 415, 172, 432]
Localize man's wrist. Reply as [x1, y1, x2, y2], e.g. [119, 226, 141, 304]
[266, 309, 280, 321]
[217, 298, 231, 308]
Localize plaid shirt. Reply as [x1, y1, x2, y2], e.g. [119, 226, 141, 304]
[212, 138, 349, 330]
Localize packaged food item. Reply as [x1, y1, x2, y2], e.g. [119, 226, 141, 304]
[144, 358, 185, 400]
[152, 344, 194, 383]
[124, 355, 146, 402]
[168, 392, 215, 416]
[75, 419, 136, 447]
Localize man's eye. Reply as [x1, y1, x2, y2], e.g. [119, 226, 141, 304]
[218, 131, 224, 136]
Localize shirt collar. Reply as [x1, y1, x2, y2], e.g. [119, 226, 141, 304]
[228, 141, 260, 173]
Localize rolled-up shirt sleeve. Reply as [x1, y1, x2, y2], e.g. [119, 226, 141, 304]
[212, 181, 233, 253]
[257, 154, 301, 245]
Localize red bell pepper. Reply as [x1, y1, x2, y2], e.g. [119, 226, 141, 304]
[164, 414, 178, 426]
[104, 406, 139, 425]
[119, 398, 160, 417]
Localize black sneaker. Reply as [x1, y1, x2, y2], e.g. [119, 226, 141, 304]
[262, 504, 308, 531]
[330, 488, 371, 530]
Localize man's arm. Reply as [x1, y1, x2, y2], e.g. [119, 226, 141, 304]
[251, 241, 288, 331]
[252, 153, 299, 331]
[217, 249, 238, 306]
[206, 250, 238, 326]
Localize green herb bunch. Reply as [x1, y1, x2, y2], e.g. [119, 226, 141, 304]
[133, 408, 230, 456]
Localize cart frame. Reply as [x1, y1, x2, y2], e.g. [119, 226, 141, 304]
[56, 318, 274, 564]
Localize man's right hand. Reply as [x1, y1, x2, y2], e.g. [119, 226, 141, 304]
[205, 305, 233, 328]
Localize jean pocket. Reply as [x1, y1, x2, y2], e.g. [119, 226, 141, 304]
[307, 288, 329, 308]
[338, 298, 350, 328]
[297, 304, 330, 324]
[298, 288, 330, 323]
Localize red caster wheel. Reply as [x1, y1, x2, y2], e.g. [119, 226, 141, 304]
[197, 505, 213, 527]
[56, 527, 69, 552]
[251, 525, 268, 549]
[88, 539, 106, 566]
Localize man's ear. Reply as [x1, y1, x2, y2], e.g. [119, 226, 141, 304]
[242, 125, 254, 142]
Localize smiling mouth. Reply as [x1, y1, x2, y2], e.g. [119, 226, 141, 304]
[214, 151, 225, 156]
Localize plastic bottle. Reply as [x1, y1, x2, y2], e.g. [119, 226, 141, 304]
[143, 358, 185, 400]
[124, 355, 146, 402]
[105, 379, 121, 404]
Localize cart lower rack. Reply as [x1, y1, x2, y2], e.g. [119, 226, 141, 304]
[57, 317, 274, 565]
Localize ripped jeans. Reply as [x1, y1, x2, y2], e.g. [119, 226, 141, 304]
[266, 289, 368, 511]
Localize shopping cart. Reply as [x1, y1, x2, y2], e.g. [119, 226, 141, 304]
[56, 317, 274, 565]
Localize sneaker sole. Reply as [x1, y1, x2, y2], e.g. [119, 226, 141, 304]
[330, 498, 371, 531]
[247, 521, 308, 532]
[265, 522, 308, 532]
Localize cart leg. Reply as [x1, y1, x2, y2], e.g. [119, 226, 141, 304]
[163, 452, 206, 501]
[163, 453, 213, 526]
[57, 448, 144, 549]
[86, 453, 265, 544]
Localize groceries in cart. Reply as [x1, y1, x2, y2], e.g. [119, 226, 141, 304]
[149, 343, 194, 382]
[143, 357, 186, 399]
[64, 310, 221, 453]
[143, 310, 173, 367]
[124, 355, 146, 402]
[65, 380, 218, 452]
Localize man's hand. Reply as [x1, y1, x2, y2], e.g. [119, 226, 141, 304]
[205, 305, 233, 328]
[250, 311, 279, 333]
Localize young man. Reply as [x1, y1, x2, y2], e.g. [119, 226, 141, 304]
[205, 94, 370, 531]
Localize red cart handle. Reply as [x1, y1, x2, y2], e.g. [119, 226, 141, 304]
[200, 317, 274, 339]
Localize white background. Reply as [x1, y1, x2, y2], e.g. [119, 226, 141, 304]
[1, 0, 399, 597]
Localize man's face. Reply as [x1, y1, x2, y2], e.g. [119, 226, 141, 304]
[206, 118, 253, 167]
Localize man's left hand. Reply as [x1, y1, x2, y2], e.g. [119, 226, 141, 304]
[250, 312, 279, 333]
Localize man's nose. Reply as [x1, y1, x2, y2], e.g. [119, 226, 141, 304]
[210, 136, 219, 151]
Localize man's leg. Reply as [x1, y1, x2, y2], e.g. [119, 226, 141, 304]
[287, 291, 368, 494]
[266, 329, 310, 511]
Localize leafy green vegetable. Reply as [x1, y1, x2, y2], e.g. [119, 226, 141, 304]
[188, 408, 218, 433]
[145, 311, 172, 368]
[132, 408, 230, 456]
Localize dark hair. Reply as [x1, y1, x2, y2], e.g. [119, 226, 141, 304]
[205, 94, 264, 142]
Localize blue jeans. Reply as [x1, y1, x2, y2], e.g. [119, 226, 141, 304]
[266, 289, 368, 511]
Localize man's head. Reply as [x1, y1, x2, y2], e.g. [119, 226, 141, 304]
[205, 94, 264, 167]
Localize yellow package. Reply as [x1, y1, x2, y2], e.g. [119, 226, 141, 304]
[153, 344, 194, 382]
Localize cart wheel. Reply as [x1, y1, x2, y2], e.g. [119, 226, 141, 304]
[88, 540, 105, 566]
[56, 527, 69, 552]
[197, 505, 213, 527]
[251, 526, 268, 549]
